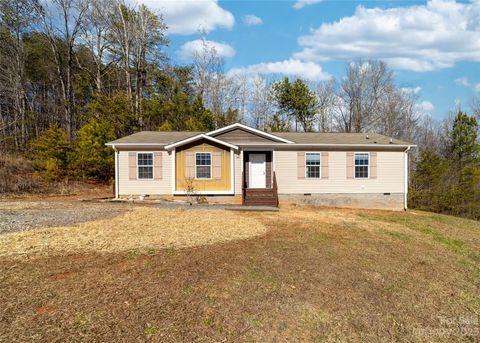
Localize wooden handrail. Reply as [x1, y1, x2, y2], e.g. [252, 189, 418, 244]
[242, 171, 245, 205]
[273, 171, 279, 207]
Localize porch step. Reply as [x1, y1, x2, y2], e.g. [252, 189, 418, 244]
[244, 188, 278, 207]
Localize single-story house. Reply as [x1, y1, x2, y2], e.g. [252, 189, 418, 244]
[106, 123, 415, 210]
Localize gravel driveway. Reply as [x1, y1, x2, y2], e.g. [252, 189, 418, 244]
[0, 201, 129, 234]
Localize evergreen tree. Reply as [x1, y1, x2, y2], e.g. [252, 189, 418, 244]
[74, 119, 116, 181]
[445, 111, 480, 167]
[271, 77, 318, 131]
[30, 125, 72, 180]
[186, 96, 215, 131]
[409, 149, 448, 211]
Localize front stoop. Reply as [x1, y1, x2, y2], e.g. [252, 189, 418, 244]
[228, 205, 279, 212]
[243, 188, 278, 207]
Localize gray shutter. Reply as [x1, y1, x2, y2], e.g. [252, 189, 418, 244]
[297, 152, 305, 179]
[370, 152, 377, 179]
[185, 152, 195, 179]
[321, 152, 329, 179]
[346, 152, 354, 179]
[154, 152, 162, 180]
[129, 152, 136, 180]
[212, 152, 222, 179]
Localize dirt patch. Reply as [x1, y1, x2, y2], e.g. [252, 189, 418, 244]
[0, 207, 267, 258]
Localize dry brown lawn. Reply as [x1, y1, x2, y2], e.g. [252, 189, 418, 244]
[0, 203, 479, 342]
[0, 207, 267, 257]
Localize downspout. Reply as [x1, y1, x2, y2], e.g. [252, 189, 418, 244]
[404, 146, 411, 210]
[113, 144, 119, 199]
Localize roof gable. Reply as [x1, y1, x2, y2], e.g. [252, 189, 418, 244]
[207, 123, 294, 144]
[212, 128, 284, 144]
[164, 134, 238, 151]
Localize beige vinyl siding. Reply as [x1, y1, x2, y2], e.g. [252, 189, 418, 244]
[275, 150, 404, 194]
[118, 149, 172, 195]
[234, 150, 242, 195]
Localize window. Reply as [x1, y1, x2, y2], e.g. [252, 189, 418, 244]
[306, 153, 321, 179]
[355, 153, 369, 178]
[195, 152, 211, 179]
[138, 153, 153, 179]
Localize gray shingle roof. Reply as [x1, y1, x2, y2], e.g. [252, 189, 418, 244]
[107, 130, 414, 146]
[107, 131, 204, 145]
[274, 132, 413, 146]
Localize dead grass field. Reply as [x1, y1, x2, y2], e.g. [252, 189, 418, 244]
[0, 207, 267, 257]
[0, 203, 479, 342]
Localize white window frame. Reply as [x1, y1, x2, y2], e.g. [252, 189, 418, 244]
[354, 152, 370, 179]
[137, 152, 154, 180]
[305, 152, 321, 179]
[195, 152, 212, 180]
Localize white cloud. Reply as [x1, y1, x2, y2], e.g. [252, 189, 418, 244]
[455, 77, 471, 87]
[228, 58, 331, 81]
[455, 76, 480, 92]
[138, 0, 234, 35]
[243, 14, 263, 26]
[400, 86, 422, 95]
[294, 0, 480, 71]
[177, 39, 235, 59]
[415, 101, 435, 113]
[293, 0, 323, 10]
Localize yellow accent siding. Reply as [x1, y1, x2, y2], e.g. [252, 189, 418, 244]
[175, 140, 231, 192]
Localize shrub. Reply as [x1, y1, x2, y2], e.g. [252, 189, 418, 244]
[0, 153, 43, 193]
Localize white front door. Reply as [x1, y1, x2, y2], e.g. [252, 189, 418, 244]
[249, 153, 266, 188]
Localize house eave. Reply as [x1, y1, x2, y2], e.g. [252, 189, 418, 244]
[164, 134, 239, 151]
[206, 123, 295, 144]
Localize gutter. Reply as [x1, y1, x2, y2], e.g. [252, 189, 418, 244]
[404, 146, 412, 210]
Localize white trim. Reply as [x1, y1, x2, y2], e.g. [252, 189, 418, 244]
[205, 123, 294, 144]
[240, 150, 244, 173]
[106, 142, 416, 148]
[237, 143, 416, 148]
[404, 146, 411, 210]
[171, 148, 176, 193]
[164, 134, 239, 150]
[272, 150, 275, 172]
[230, 149, 234, 194]
[353, 152, 370, 179]
[106, 143, 165, 146]
[305, 152, 321, 179]
[173, 190, 234, 195]
[136, 152, 154, 180]
[113, 145, 119, 199]
[194, 152, 212, 180]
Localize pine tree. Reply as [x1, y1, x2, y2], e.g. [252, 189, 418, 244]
[74, 119, 116, 181]
[445, 111, 480, 167]
[30, 125, 72, 180]
[186, 96, 215, 131]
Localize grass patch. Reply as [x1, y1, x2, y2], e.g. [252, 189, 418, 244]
[382, 230, 410, 241]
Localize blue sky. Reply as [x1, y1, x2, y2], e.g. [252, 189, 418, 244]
[141, 0, 480, 119]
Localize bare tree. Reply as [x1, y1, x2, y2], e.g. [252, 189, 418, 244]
[246, 75, 273, 130]
[0, 0, 38, 146]
[339, 60, 394, 132]
[37, 0, 88, 141]
[79, 0, 114, 93]
[471, 96, 480, 120]
[315, 79, 337, 132]
[192, 36, 243, 126]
